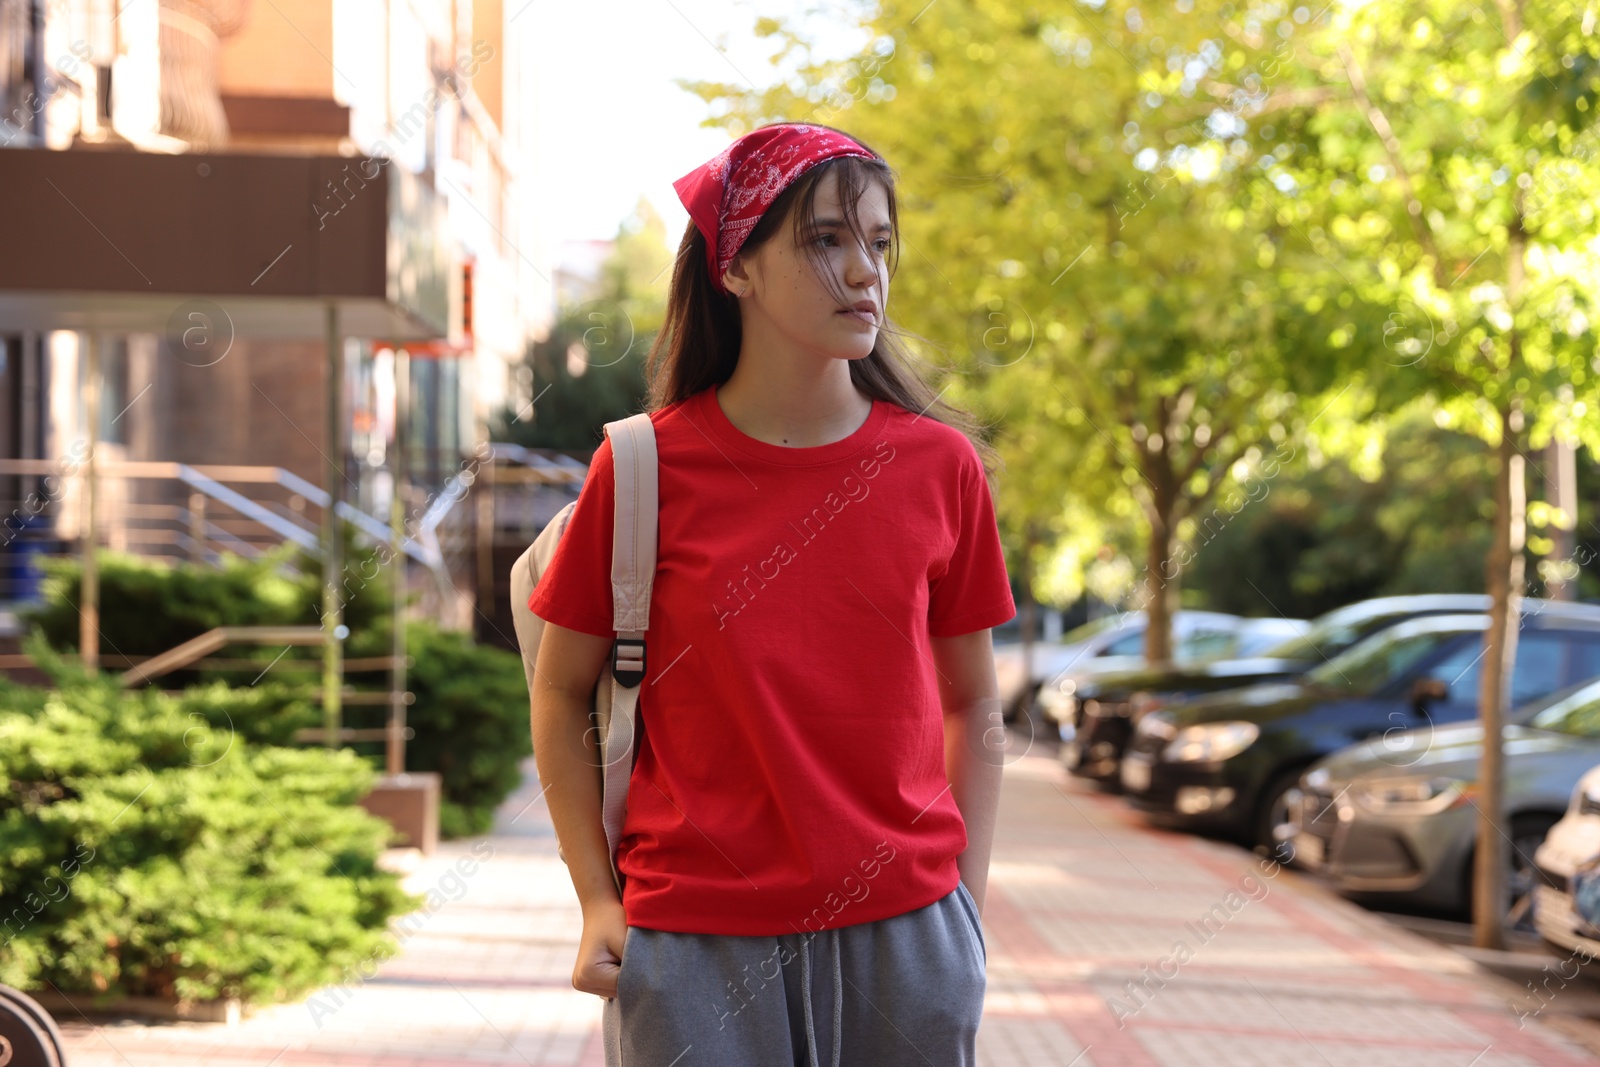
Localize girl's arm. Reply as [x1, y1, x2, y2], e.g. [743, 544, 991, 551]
[933, 628, 1005, 915]
[530, 622, 629, 998]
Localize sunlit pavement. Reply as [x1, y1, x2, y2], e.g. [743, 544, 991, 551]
[56, 732, 1600, 1066]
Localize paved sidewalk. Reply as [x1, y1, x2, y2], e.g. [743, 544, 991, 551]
[56, 746, 1600, 1066]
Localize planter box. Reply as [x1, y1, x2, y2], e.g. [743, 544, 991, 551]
[358, 772, 441, 854]
[29, 989, 243, 1025]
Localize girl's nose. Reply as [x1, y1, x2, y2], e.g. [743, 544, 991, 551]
[842, 239, 879, 289]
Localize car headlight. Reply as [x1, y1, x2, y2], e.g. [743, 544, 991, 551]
[1163, 721, 1259, 763]
[1353, 775, 1469, 813]
[1580, 786, 1600, 817]
[1084, 698, 1131, 719]
[1135, 710, 1177, 740]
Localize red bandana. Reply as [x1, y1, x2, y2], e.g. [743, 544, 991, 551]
[673, 124, 877, 293]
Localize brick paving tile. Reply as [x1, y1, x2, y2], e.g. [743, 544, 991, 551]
[51, 742, 1600, 1065]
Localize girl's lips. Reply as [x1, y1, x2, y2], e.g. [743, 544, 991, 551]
[838, 309, 877, 325]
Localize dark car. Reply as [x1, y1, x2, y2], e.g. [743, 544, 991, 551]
[1119, 604, 1600, 851]
[1056, 594, 1493, 785]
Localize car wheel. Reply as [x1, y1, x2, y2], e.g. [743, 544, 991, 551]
[1253, 768, 1307, 864]
[1002, 683, 1037, 726]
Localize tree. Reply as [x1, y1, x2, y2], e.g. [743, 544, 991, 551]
[1185, 409, 1498, 618]
[688, 0, 1371, 661]
[1280, 0, 1600, 948]
[492, 198, 672, 452]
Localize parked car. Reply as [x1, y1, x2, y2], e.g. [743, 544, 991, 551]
[1119, 604, 1600, 852]
[1051, 595, 1492, 784]
[1036, 617, 1299, 742]
[1289, 678, 1600, 923]
[1041, 617, 1306, 766]
[994, 610, 1249, 720]
[1040, 618, 1305, 728]
[1533, 763, 1600, 958]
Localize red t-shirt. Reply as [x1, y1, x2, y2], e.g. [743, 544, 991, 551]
[527, 385, 1015, 935]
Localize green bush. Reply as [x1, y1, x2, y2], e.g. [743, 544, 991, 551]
[169, 679, 322, 749]
[21, 543, 531, 839]
[345, 623, 532, 839]
[21, 535, 390, 691]
[1185, 418, 1497, 619]
[0, 647, 419, 1005]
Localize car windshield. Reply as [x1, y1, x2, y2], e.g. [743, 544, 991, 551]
[1057, 615, 1126, 646]
[1235, 628, 1295, 657]
[1261, 611, 1408, 662]
[1524, 683, 1600, 738]
[1303, 628, 1461, 694]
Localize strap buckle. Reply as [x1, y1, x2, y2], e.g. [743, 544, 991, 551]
[611, 637, 646, 687]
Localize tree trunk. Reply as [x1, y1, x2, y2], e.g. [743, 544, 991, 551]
[1473, 407, 1526, 950]
[1475, 173, 1530, 949]
[1143, 505, 1177, 663]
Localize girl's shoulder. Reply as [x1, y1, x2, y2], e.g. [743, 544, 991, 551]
[647, 389, 706, 428]
[877, 400, 983, 467]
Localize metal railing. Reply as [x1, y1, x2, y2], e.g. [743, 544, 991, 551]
[0, 441, 600, 753]
[0, 458, 443, 592]
[0, 456, 465, 772]
[113, 624, 413, 748]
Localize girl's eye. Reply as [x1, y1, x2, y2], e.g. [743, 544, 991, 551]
[813, 233, 893, 254]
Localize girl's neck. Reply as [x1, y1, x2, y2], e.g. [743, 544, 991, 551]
[714, 357, 872, 450]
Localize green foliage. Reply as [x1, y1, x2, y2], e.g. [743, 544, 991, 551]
[24, 545, 306, 668]
[491, 198, 671, 451]
[20, 526, 392, 688]
[683, 0, 1600, 658]
[0, 673, 48, 719]
[498, 325, 648, 452]
[687, 0, 1377, 655]
[21, 545, 530, 839]
[1280, 0, 1600, 455]
[0, 668, 419, 1005]
[169, 678, 323, 749]
[1185, 413, 1497, 618]
[345, 622, 532, 839]
[1569, 459, 1600, 601]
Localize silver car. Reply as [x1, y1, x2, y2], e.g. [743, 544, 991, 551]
[1289, 678, 1600, 922]
[995, 610, 1253, 717]
[1533, 762, 1600, 958]
[1033, 614, 1299, 727]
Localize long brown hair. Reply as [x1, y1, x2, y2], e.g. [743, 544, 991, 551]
[642, 123, 1002, 486]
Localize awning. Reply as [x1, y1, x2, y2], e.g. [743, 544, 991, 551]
[0, 148, 453, 340]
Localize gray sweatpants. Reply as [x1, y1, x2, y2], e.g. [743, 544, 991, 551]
[600, 881, 987, 1067]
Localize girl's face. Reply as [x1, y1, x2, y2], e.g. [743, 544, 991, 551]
[726, 168, 892, 364]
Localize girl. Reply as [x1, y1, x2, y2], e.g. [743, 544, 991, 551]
[527, 121, 1016, 1067]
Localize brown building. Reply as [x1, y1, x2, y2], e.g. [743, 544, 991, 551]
[0, 0, 547, 631]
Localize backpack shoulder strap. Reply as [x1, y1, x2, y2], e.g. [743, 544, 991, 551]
[604, 411, 658, 637]
[596, 411, 657, 897]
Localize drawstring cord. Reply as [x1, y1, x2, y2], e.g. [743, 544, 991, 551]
[830, 930, 842, 1067]
[799, 930, 843, 1067]
[801, 935, 817, 1067]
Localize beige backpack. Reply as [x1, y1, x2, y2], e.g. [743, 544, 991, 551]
[509, 412, 657, 895]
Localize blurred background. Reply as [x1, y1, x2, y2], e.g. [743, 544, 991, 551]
[5, 0, 1600, 1063]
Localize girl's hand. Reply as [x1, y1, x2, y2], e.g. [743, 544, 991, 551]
[574, 898, 628, 1000]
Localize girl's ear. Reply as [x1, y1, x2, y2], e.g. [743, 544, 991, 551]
[721, 255, 752, 297]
